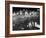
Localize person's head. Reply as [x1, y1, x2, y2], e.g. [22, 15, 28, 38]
[25, 10, 28, 15]
[20, 10, 23, 15]
[16, 12, 19, 15]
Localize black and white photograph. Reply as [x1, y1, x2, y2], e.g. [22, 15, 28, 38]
[10, 4, 43, 34]
[12, 7, 40, 31]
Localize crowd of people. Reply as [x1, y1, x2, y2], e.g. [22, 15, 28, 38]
[12, 9, 40, 30]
